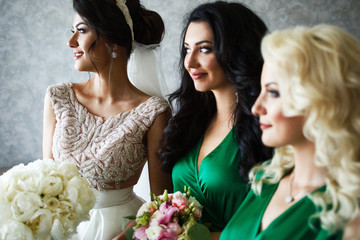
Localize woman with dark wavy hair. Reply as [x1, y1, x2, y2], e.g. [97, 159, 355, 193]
[160, 1, 273, 237]
[42, 0, 172, 239]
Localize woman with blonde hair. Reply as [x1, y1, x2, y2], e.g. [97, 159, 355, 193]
[220, 24, 360, 239]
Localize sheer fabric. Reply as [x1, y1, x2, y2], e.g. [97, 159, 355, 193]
[128, 42, 171, 99]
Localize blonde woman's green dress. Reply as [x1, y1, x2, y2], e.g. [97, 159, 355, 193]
[220, 182, 343, 240]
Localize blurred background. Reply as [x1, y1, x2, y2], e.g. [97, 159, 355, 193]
[0, 0, 359, 199]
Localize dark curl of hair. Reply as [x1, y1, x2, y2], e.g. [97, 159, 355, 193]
[73, 0, 164, 56]
[160, 1, 273, 180]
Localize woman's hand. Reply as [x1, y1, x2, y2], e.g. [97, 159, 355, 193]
[112, 220, 136, 240]
[211, 232, 221, 240]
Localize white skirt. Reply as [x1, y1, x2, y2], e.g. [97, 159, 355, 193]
[73, 187, 144, 240]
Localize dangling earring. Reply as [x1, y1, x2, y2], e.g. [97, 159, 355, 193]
[235, 92, 239, 104]
[111, 48, 117, 59]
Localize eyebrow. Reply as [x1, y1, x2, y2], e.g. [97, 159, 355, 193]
[73, 22, 87, 29]
[265, 82, 278, 87]
[184, 40, 212, 46]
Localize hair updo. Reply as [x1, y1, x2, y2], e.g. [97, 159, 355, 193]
[73, 0, 164, 56]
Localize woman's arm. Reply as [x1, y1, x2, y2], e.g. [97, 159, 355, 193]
[42, 93, 56, 159]
[112, 109, 172, 240]
[147, 109, 173, 195]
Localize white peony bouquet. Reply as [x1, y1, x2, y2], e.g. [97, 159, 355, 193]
[0, 159, 96, 240]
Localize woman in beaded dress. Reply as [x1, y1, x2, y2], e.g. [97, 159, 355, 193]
[42, 0, 172, 239]
[159, 2, 273, 239]
[220, 25, 360, 240]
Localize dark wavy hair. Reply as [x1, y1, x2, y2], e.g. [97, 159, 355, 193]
[160, 1, 273, 180]
[73, 0, 164, 57]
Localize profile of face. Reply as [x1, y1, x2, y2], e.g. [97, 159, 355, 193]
[252, 62, 306, 148]
[67, 13, 110, 72]
[183, 21, 229, 92]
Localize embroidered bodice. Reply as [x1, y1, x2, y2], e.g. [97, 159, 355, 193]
[47, 82, 169, 191]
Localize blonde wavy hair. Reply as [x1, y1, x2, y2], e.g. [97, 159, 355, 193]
[250, 24, 360, 233]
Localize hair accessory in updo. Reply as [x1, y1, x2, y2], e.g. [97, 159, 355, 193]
[116, 0, 134, 41]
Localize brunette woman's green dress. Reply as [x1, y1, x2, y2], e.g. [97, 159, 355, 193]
[172, 128, 248, 232]
[220, 182, 343, 240]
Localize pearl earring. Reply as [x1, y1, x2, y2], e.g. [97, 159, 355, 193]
[111, 50, 117, 59]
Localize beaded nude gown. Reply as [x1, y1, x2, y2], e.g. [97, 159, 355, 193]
[47, 82, 169, 239]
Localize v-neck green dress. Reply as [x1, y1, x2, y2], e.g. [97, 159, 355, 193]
[172, 128, 248, 232]
[220, 182, 343, 240]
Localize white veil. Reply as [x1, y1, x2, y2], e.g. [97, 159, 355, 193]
[127, 42, 170, 99]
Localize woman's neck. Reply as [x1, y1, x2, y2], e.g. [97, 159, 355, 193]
[88, 56, 140, 101]
[292, 141, 327, 188]
[212, 85, 237, 127]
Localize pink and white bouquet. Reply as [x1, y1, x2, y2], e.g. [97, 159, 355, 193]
[128, 186, 210, 240]
[0, 159, 96, 240]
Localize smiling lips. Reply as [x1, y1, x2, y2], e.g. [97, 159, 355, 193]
[190, 72, 207, 80]
[260, 123, 272, 130]
[73, 52, 84, 60]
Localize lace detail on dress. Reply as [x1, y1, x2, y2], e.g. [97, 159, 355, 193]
[47, 82, 169, 191]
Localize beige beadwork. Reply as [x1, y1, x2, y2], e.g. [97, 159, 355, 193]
[47, 82, 168, 191]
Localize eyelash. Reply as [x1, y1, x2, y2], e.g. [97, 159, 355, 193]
[184, 46, 212, 54]
[268, 90, 280, 97]
[200, 47, 212, 53]
[71, 28, 87, 34]
[78, 28, 87, 33]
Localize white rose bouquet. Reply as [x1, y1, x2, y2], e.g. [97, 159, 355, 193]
[0, 159, 96, 240]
